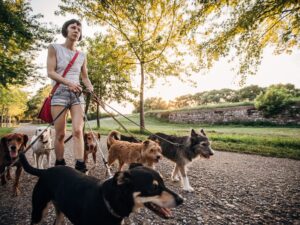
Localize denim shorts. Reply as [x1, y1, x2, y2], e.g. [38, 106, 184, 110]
[51, 86, 85, 107]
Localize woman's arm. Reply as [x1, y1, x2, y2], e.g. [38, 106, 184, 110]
[47, 45, 82, 93]
[81, 57, 93, 92]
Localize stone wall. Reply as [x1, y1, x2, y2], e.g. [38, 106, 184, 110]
[147, 105, 300, 125]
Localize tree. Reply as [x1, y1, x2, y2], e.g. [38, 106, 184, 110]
[255, 86, 293, 116]
[0, 0, 55, 86]
[133, 97, 168, 113]
[25, 85, 51, 119]
[0, 85, 28, 126]
[58, 0, 196, 132]
[84, 35, 137, 127]
[189, 0, 300, 83]
[237, 85, 265, 101]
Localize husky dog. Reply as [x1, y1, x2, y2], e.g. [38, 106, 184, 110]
[149, 129, 214, 192]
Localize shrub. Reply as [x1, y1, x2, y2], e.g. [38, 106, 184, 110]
[255, 86, 292, 116]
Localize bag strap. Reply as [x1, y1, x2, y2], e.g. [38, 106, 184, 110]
[50, 51, 80, 96]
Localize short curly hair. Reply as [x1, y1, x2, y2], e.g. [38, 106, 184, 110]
[61, 19, 82, 41]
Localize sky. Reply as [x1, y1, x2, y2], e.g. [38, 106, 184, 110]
[29, 0, 300, 113]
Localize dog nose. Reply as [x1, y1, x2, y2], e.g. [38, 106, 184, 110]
[11, 146, 16, 151]
[157, 155, 161, 160]
[175, 195, 184, 205]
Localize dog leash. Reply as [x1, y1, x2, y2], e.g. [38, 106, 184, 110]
[75, 93, 113, 178]
[89, 92, 184, 147]
[0, 105, 71, 178]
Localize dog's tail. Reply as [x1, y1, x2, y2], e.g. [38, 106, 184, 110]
[19, 153, 44, 177]
[107, 130, 120, 150]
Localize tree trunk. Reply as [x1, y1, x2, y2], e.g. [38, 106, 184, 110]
[96, 103, 100, 128]
[139, 62, 145, 133]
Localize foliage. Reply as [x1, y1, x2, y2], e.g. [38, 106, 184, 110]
[25, 85, 51, 119]
[58, 0, 198, 131]
[133, 97, 168, 113]
[189, 0, 300, 83]
[0, 84, 28, 122]
[237, 85, 265, 101]
[255, 86, 293, 116]
[84, 35, 137, 104]
[0, 0, 56, 86]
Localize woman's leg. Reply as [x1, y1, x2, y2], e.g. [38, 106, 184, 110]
[70, 104, 85, 161]
[51, 106, 68, 162]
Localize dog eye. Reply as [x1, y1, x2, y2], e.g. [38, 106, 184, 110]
[152, 184, 161, 192]
[17, 138, 22, 142]
[201, 143, 207, 146]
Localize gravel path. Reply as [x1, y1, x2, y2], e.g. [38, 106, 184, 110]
[0, 124, 299, 225]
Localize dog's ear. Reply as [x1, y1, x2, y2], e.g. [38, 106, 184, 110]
[84, 133, 87, 141]
[97, 132, 101, 139]
[114, 171, 132, 185]
[152, 137, 160, 144]
[23, 134, 29, 146]
[191, 129, 197, 136]
[0, 136, 7, 150]
[129, 163, 143, 169]
[143, 140, 150, 146]
[200, 129, 206, 136]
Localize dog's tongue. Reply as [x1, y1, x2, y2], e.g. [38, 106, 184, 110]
[161, 207, 172, 218]
[10, 152, 17, 158]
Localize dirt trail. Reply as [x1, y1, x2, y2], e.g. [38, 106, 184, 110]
[0, 124, 299, 225]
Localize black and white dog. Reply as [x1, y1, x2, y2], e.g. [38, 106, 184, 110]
[149, 129, 214, 192]
[19, 153, 183, 225]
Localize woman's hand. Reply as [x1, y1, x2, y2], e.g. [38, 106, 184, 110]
[67, 82, 82, 93]
[86, 85, 94, 93]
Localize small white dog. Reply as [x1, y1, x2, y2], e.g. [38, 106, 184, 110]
[31, 126, 53, 169]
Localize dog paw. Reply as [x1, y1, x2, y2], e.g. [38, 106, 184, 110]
[183, 186, 194, 192]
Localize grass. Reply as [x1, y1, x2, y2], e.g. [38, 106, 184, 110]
[87, 114, 300, 160]
[0, 127, 14, 137]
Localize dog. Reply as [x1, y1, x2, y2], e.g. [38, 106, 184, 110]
[31, 126, 53, 169]
[106, 131, 141, 150]
[149, 129, 214, 192]
[0, 133, 28, 196]
[19, 153, 183, 225]
[84, 132, 101, 164]
[107, 131, 162, 171]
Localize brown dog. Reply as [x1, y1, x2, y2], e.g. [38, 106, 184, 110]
[107, 131, 162, 171]
[84, 132, 100, 164]
[0, 133, 28, 196]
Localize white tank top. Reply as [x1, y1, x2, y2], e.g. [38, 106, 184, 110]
[50, 43, 85, 87]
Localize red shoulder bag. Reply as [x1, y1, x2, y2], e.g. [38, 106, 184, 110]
[38, 51, 79, 123]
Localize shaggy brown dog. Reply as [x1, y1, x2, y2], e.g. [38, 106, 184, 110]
[84, 132, 101, 164]
[0, 133, 28, 196]
[107, 131, 162, 171]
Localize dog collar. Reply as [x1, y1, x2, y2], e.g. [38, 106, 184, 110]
[102, 194, 122, 219]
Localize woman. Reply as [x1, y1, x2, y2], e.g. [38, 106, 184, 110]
[47, 19, 93, 172]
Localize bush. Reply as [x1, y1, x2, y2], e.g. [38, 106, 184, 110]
[255, 86, 292, 116]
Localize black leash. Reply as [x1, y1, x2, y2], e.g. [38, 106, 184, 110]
[0, 105, 70, 177]
[90, 92, 184, 147]
[75, 93, 113, 177]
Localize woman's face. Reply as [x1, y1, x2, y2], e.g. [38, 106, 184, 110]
[67, 23, 82, 41]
